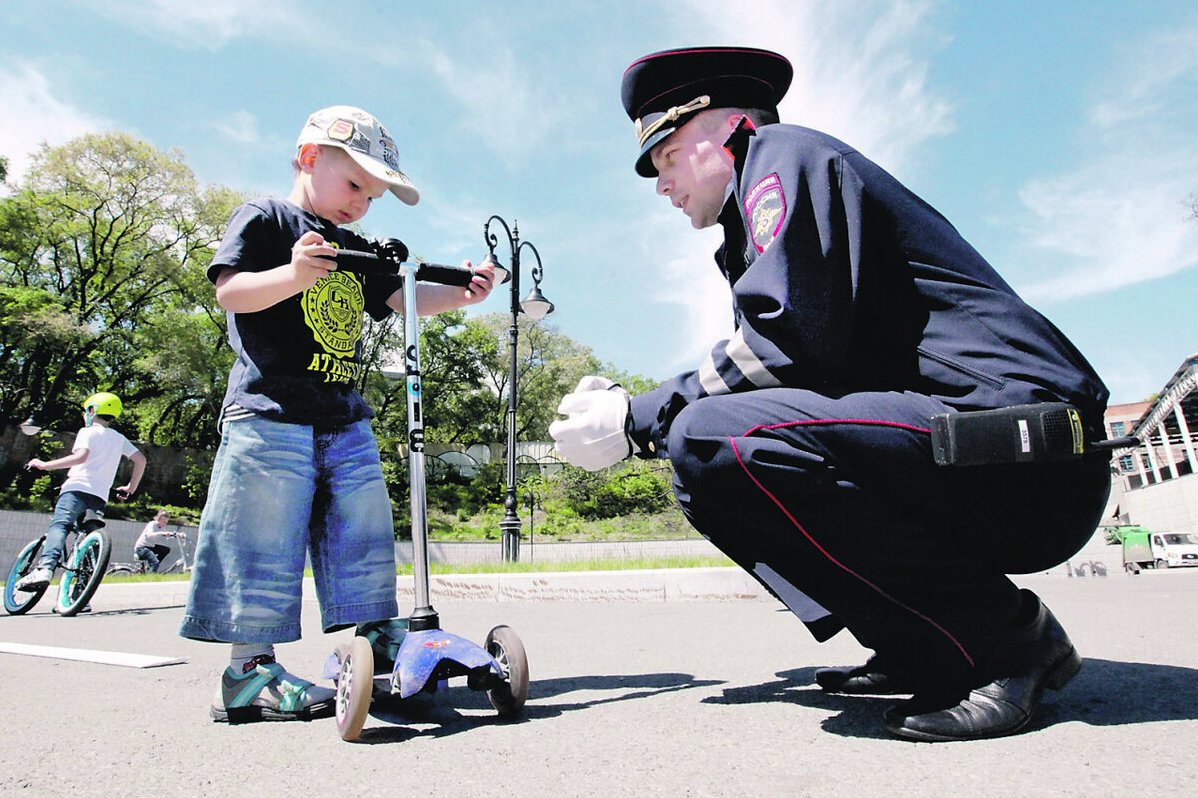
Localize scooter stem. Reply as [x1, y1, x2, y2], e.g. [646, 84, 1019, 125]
[401, 265, 439, 631]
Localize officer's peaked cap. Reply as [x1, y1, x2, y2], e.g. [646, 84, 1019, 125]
[621, 46, 793, 177]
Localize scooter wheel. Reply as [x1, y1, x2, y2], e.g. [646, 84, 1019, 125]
[336, 636, 374, 741]
[485, 624, 529, 717]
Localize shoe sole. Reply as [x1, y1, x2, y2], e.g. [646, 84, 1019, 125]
[886, 648, 1082, 743]
[816, 675, 912, 696]
[211, 699, 336, 724]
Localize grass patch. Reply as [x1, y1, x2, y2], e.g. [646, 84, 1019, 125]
[98, 572, 192, 584]
[97, 553, 735, 583]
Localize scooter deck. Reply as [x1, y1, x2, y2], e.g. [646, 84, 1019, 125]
[391, 628, 501, 699]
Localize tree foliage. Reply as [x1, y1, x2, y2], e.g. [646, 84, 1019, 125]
[474, 311, 603, 442]
[0, 133, 243, 447]
[0, 132, 659, 519]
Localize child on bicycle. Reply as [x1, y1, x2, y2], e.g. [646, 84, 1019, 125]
[179, 105, 495, 724]
[134, 509, 176, 573]
[16, 392, 146, 591]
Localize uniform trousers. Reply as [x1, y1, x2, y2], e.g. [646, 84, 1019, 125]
[666, 388, 1110, 692]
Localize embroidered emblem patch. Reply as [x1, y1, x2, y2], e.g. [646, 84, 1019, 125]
[326, 119, 355, 142]
[744, 173, 786, 253]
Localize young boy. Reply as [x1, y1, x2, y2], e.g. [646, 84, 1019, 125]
[134, 508, 176, 573]
[180, 106, 494, 723]
[17, 391, 146, 590]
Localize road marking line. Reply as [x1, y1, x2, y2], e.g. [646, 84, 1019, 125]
[0, 642, 186, 668]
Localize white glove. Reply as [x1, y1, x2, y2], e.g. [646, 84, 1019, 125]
[549, 377, 635, 471]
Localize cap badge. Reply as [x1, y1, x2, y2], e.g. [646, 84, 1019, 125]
[635, 95, 711, 146]
[326, 119, 355, 142]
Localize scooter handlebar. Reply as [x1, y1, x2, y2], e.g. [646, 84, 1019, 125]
[317, 236, 476, 286]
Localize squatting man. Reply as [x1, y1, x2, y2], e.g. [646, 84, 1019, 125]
[550, 46, 1112, 743]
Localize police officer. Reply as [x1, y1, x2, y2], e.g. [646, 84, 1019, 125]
[549, 46, 1112, 741]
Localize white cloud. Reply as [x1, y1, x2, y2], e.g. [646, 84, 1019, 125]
[638, 0, 956, 370]
[685, 0, 954, 178]
[1017, 17, 1198, 302]
[95, 0, 299, 49]
[212, 110, 260, 144]
[1017, 157, 1198, 302]
[416, 43, 560, 163]
[1089, 22, 1198, 132]
[0, 61, 106, 184]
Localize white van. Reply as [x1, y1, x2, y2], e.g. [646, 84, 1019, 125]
[1149, 532, 1198, 568]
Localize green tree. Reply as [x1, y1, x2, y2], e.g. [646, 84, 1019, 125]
[0, 133, 241, 449]
[476, 312, 603, 442]
[361, 309, 500, 448]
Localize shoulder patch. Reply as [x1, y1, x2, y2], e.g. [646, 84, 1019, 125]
[744, 173, 786, 254]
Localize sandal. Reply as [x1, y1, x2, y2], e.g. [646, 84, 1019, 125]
[211, 654, 335, 723]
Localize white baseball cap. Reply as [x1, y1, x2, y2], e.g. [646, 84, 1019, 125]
[296, 105, 419, 206]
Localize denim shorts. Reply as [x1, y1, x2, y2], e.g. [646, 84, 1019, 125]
[179, 415, 398, 644]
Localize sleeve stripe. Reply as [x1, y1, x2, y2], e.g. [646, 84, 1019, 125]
[699, 349, 732, 396]
[727, 328, 783, 388]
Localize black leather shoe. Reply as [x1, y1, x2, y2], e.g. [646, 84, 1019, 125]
[882, 591, 1081, 742]
[815, 655, 911, 695]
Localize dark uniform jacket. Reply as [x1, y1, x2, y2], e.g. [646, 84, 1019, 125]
[628, 122, 1108, 456]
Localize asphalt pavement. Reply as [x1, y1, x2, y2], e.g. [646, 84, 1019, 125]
[1, 566, 1196, 797]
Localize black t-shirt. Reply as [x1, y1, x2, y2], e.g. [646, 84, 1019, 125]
[209, 198, 401, 426]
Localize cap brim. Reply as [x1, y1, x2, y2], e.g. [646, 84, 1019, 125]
[634, 126, 677, 178]
[340, 146, 420, 206]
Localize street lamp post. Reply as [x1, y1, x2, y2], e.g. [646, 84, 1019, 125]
[484, 215, 554, 562]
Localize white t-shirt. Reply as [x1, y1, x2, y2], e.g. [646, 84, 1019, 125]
[58, 424, 138, 502]
[135, 520, 174, 550]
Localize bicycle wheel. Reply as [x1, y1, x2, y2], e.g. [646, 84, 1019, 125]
[57, 530, 111, 617]
[4, 537, 48, 615]
[105, 564, 137, 577]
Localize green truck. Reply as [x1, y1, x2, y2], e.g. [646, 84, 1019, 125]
[1110, 525, 1198, 572]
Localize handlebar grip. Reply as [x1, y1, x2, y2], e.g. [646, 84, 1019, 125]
[415, 263, 476, 286]
[320, 250, 395, 275]
[316, 252, 473, 285]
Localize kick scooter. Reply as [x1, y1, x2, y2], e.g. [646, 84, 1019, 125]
[323, 239, 530, 742]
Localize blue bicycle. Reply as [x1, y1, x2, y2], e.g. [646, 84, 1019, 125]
[3, 509, 112, 617]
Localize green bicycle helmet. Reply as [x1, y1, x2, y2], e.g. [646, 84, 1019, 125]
[82, 391, 123, 418]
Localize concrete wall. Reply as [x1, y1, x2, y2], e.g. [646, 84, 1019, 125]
[1121, 471, 1198, 532]
[1, 508, 720, 577]
[0, 424, 208, 505]
[0, 509, 195, 574]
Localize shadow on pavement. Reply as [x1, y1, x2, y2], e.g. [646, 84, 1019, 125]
[0, 604, 185, 619]
[352, 672, 722, 745]
[703, 658, 1198, 740]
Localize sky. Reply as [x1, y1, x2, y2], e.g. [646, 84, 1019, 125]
[2, 0, 1196, 405]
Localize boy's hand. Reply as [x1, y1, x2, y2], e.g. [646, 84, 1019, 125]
[25, 458, 47, 471]
[114, 485, 134, 501]
[289, 231, 338, 290]
[459, 259, 495, 306]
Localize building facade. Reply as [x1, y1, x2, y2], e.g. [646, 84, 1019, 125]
[1103, 353, 1198, 531]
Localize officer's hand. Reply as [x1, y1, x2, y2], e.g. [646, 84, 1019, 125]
[549, 378, 634, 471]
